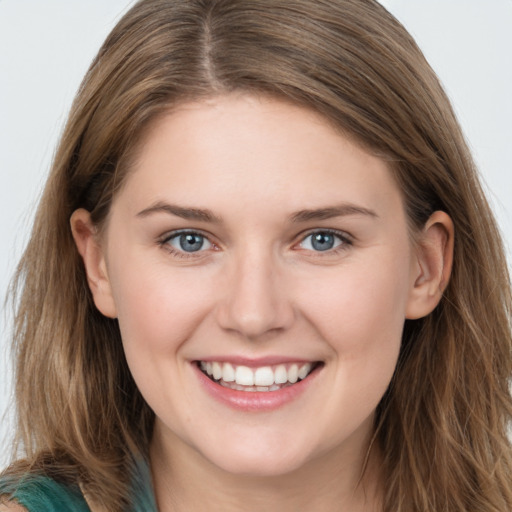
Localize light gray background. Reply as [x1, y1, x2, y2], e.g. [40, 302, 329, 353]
[1, 1, 511, 467]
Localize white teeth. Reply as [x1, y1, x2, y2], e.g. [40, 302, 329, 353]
[288, 364, 299, 384]
[254, 366, 274, 386]
[235, 365, 255, 386]
[200, 361, 316, 388]
[274, 365, 288, 384]
[212, 362, 222, 381]
[222, 362, 235, 382]
[298, 363, 310, 380]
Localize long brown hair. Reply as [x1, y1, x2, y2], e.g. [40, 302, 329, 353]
[4, 0, 512, 510]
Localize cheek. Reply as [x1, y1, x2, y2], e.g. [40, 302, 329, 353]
[303, 253, 410, 433]
[302, 254, 411, 347]
[107, 257, 217, 415]
[108, 255, 214, 355]
[298, 249, 411, 406]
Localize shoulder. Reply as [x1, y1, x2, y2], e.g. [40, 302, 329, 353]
[0, 473, 90, 512]
[0, 502, 27, 512]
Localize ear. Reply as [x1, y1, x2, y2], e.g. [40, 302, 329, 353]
[405, 211, 454, 320]
[70, 209, 117, 318]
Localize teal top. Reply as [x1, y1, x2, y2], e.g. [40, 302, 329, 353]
[0, 460, 157, 511]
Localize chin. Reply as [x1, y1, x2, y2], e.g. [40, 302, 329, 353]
[199, 439, 315, 478]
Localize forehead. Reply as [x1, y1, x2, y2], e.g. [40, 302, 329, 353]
[113, 94, 403, 221]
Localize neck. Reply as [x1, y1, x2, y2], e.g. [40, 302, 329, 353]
[149, 424, 383, 512]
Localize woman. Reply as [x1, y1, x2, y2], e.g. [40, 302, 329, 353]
[1, 0, 511, 511]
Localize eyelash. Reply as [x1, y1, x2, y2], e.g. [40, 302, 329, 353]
[158, 230, 216, 260]
[158, 229, 353, 260]
[296, 229, 352, 256]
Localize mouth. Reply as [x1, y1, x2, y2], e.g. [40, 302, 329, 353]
[197, 360, 322, 392]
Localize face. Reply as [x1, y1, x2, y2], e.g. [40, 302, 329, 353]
[85, 95, 427, 477]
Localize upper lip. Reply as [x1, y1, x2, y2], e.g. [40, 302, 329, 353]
[194, 356, 321, 367]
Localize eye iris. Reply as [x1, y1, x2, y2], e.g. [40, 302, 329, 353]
[179, 234, 204, 252]
[311, 232, 335, 251]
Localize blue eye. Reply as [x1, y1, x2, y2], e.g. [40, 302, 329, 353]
[167, 232, 212, 253]
[300, 231, 345, 252]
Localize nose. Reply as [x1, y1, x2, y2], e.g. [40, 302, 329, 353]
[215, 247, 295, 340]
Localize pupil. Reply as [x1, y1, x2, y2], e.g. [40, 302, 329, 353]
[312, 233, 334, 251]
[180, 234, 203, 252]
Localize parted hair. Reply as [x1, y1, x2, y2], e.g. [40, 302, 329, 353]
[3, 0, 512, 510]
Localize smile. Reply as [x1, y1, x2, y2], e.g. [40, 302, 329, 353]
[198, 361, 318, 392]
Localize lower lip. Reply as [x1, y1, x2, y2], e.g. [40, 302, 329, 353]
[193, 363, 321, 412]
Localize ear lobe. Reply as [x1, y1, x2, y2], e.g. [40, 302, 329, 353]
[405, 211, 454, 320]
[70, 208, 117, 318]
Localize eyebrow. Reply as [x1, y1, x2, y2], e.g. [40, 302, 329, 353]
[289, 204, 378, 223]
[136, 201, 378, 224]
[136, 201, 222, 223]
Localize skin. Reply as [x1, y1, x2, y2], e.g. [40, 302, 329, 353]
[0, 503, 25, 512]
[71, 94, 453, 512]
